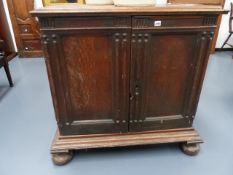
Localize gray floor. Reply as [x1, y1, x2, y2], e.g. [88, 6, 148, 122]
[0, 52, 233, 175]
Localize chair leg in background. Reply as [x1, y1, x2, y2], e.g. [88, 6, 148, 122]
[3, 63, 14, 87]
[221, 33, 232, 49]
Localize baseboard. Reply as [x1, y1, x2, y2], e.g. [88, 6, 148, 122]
[215, 48, 233, 52]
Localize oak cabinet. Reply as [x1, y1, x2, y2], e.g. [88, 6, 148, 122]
[32, 5, 226, 165]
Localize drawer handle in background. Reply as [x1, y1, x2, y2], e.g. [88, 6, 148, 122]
[154, 20, 162, 27]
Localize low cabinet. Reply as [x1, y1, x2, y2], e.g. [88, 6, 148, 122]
[32, 5, 226, 165]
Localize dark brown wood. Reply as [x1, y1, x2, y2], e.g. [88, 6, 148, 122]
[32, 5, 226, 165]
[0, 0, 16, 85]
[3, 62, 14, 87]
[0, 0, 16, 61]
[31, 4, 227, 55]
[0, 39, 14, 87]
[7, 0, 43, 57]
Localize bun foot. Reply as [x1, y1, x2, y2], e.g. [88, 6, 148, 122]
[180, 143, 200, 156]
[52, 151, 74, 166]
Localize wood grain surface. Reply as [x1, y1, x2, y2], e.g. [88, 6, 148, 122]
[51, 128, 203, 153]
[169, 0, 225, 5]
[31, 4, 227, 16]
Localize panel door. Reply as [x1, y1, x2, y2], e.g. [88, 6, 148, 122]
[44, 30, 130, 135]
[129, 30, 212, 132]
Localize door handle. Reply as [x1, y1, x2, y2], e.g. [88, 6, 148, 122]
[130, 86, 140, 101]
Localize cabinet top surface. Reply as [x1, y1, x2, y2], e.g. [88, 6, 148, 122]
[31, 4, 227, 16]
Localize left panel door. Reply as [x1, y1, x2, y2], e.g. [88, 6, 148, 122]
[44, 30, 130, 135]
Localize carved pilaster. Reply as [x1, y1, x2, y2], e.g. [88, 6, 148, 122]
[113, 32, 120, 123]
[203, 16, 217, 26]
[113, 17, 130, 27]
[133, 18, 150, 28]
[130, 33, 151, 123]
[41, 34, 63, 127]
[40, 18, 55, 28]
[113, 32, 130, 124]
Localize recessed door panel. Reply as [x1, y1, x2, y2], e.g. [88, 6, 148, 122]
[47, 31, 130, 135]
[130, 31, 202, 132]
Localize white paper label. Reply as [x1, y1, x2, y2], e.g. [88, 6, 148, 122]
[154, 21, 162, 27]
[155, 0, 167, 5]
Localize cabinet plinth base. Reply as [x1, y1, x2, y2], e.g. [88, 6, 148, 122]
[51, 127, 203, 164]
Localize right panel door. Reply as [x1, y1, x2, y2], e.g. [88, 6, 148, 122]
[130, 30, 212, 132]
